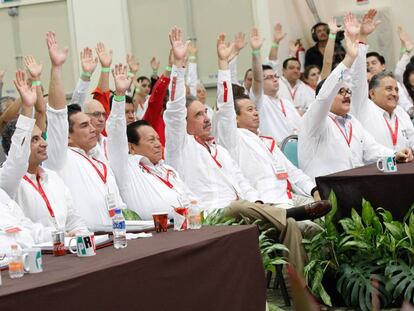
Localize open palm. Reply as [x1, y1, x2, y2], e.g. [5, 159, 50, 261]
[360, 9, 380, 36]
[169, 27, 188, 61]
[343, 13, 360, 40]
[250, 27, 263, 50]
[46, 31, 68, 66]
[112, 64, 132, 94]
[14, 71, 36, 107]
[217, 33, 234, 61]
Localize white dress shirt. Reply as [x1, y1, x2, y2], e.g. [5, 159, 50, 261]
[106, 97, 197, 220]
[216, 70, 315, 204]
[394, 53, 414, 112]
[249, 90, 302, 143]
[164, 66, 260, 212]
[70, 78, 90, 107]
[43, 106, 124, 228]
[0, 188, 54, 252]
[0, 114, 87, 233]
[299, 62, 394, 181]
[278, 76, 315, 112]
[350, 44, 414, 151]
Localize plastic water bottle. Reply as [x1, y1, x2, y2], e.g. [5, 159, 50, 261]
[8, 244, 24, 279]
[112, 208, 127, 249]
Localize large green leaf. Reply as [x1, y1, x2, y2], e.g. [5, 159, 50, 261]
[361, 199, 375, 226]
[385, 260, 414, 304]
[122, 208, 141, 220]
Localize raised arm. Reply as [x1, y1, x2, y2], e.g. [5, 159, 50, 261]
[0, 71, 36, 199]
[250, 27, 265, 100]
[228, 32, 247, 85]
[106, 64, 133, 191]
[44, 31, 69, 171]
[304, 30, 358, 137]
[320, 18, 342, 80]
[24, 55, 45, 132]
[269, 23, 286, 62]
[395, 26, 414, 83]
[95, 42, 113, 93]
[186, 42, 198, 97]
[70, 47, 98, 108]
[164, 26, 190, 156]
[215, 33, 239, 152]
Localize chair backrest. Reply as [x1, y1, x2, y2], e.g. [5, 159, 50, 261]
[280, 134, 299, 168]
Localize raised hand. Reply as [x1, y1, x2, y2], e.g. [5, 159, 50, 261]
[24, 56, 43, 80]
[343, 31, 359, 62]
[250, 27, 264, 50]
[343, 12, 360, 42]
[112, 64, 132, 96]
[360, 9, 381, 36]
[327, 17, 343, 35]
[46, 31, 68, 67]
[150, 56, 160, 71]
[13, 70, 36, 108]
[80, 47, 98, 74]
[229, 32, 246, 61]
[288, 40, 299, 57]
[169, 26, 190, 64]
[96, 42, 113, 67]
[126, 54, 139, 74]
[397, 26, 414, 52]
[273, 23, 286, 43]
[217, 33, 234, 62]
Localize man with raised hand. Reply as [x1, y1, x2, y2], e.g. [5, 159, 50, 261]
[298, 18, 410, 181]
[41, 32, 124, 229]
[107, 63, 196, 219]
[164, 27, 330, 274]
[250, 27, 302, 143]
[0, 69, 87, 235]
[349, 10, 414, 152]
[215, 34, 328, 237]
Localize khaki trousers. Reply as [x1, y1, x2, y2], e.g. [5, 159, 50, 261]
[223, 200, 307, 275]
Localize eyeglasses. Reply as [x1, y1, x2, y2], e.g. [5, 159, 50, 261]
[87, 111, 107, 118]
[338, 88, 352, 96]
[264, 74, 279, 80]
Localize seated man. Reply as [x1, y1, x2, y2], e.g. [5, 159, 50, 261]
[0, 69, 87, 235]
[106, 64, 196, 220]
[84, 99, 108, 161]
[40, 32, 124, 229]
[349, 10, 414, 151]
[164, 27, 331, 275]
[0, 188, 54, 252]
[249, 28, 302, 143]
[298, 14, 412, 181]
[214, 33, 321, 236]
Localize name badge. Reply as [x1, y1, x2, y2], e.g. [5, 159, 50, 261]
[275, 166, 289, 180]
[105, 193, 117, 217]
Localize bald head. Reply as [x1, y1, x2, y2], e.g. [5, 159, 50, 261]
[84, 99, 106, 134]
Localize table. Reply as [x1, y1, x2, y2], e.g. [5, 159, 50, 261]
[0, 225, 266, 311]
[316, 162, 414, 222]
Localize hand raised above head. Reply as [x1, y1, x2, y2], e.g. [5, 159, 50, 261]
[46, 31, 68, 67]
[96, 42, 113, 67]
[127, 54, 139, 74]
[112, 63, 132, 96]
[360, 9, 381, 37]
[273, 23, 286, 43]
[80, 47, 98, 74]
[169, 26, 190, 65]
[250, 27, 264, 50]
[327, 17, 343, 36]
[13, 70, 37, 108]
[217, 33, 234, 62]
[24, 55, 43, 80]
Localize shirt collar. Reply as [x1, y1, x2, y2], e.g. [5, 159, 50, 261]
[25, 166, 48, 183]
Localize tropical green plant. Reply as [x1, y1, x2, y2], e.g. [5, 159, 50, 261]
[304, 192, 414, 310]
[122, 208, 140, 220]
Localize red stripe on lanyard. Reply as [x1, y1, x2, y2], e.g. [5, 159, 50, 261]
[223, 81, 228, 103]
[23, 175, 55, 218]
[384, 116, 398, 146]
[141, 164, 174, 189]
[329, 116, 353, 147]
[289, 87, 297, 101]
[286, 180, 293, 199]
[279, 99, 287, 117]
[259, 135, 276, 153]
[195, 136, 222, 168]
[170, 76, 177, 101]
[72, 150, 107, 184]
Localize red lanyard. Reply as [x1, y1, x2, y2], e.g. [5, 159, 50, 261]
[141, 164, 174, 189]
[23, 174, 55, 218]
[330, 116, 353, 147]
[72, 150, 107, 184]
[195, 137, 222, 168]
[259, 135, 276, 153]
[288, 88, 298, 101]
[383, 116, 399, 146]
[170, 76, 177, 101]
[277, 99, 287, 117]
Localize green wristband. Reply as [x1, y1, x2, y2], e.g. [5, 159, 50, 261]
[252, 49, 260, 56]
[31, 81, 41, 86]
[165, 66, 172, 72]
[329, 33, 336, 39]
[101, 67, 110, 73]
[135, 87, 141, 93]
[113, 95, 125, 102]
[401, 47, 408, 54]
[81, 71, 92, 78]
[189, 56, 197, 61]
[128, 72, 135, 78]
[272, 43, 279, 48]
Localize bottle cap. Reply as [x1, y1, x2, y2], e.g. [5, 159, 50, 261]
[114, 208, 122, 214]
[11, 244, 17, 250]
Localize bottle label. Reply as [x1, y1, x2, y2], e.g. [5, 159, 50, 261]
[113, 221, 126, 230]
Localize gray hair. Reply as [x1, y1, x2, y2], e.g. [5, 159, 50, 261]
[369, 71, 396, 91]
[185, 95, 198, 109]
